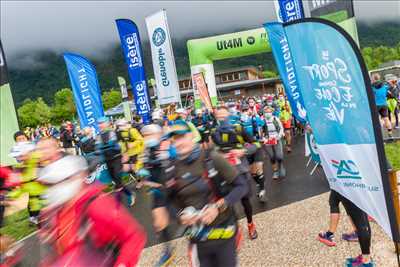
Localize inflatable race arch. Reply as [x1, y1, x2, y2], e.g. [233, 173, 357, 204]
[187, 27, 271, 107]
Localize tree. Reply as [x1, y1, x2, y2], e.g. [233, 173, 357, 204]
[51, 88, 76, 124]
[262, 70, 279, 78]
[361, 45, 400, 70]
[17, 97, 51, 128]
[102, 89, 122, 110]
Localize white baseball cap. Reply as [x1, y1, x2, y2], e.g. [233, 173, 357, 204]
[9, 142, 35, 158]
[176, 108, 186, 115]
[38, 155, 88, 184]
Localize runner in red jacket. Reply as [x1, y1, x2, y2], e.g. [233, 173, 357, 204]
[36, 137, 146, 267]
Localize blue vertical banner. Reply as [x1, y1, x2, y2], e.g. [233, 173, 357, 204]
[64, 53, 104, 132]
[274, 0, 305, 22]
[282, 18, 399, 241]
[115, 19, 151, 124]
[264, 22, 307, 124]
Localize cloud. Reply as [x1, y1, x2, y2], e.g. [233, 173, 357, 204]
[1, 0, 399, 61]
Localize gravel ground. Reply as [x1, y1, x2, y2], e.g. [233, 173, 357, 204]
[137, 192, 398, 267]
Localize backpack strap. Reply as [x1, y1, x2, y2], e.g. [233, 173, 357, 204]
[77, 194, 101, 241]
[234, 125, 245, 145]
[272, 117, 281, 135]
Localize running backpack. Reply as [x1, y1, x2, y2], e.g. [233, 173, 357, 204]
[203, 149, 233, 200]
[40, 193, 115, 267]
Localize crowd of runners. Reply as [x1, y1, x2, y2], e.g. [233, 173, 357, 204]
[0, 74, 399, 267]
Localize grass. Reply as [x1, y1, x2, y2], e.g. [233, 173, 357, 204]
[385, 141, 400, 171]
[0, 209, 37, 240]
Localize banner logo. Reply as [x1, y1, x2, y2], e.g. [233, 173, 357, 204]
[247, 36, 255, 45]
[264, 22, 307, 124]
[63, 53, 104, 132]
[152, 27, 166, 47]
[274, 0, 305, 22]
[124, 33, 143, 69]
[310, 0, 332, 10]
[302, 50, 355, 125]
[331, 159, 361, 179]
[217, 38, 242, 50]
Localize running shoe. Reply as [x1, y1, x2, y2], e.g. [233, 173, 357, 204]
[317, 232, 336, 247]
[345, 255, 375, 267]
[258, 189, 268, 203]
[156, 247, 175, 267]
[286, 146, 292, 153]
[342, 232, 358, 242]
[29, 216, 39, 225]
[272, 171, 279, 180]
[345, 255, 363, 266]
[128, 192, 136, 207]
[247, 222, 258, 240]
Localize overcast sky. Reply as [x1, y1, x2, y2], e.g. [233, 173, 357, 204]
[1, 0, 399, 60]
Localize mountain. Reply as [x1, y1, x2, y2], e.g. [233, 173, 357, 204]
[7, 20, 400, 108]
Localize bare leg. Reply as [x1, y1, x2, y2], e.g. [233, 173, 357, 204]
[329, 213, 340, 233]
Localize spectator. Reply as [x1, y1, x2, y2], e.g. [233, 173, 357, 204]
[60, 121, 76, 154]
[388, 79, 399, 129]
[371, 74, 392, 137]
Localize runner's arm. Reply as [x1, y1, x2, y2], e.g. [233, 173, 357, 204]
[211, 152, 247, 206]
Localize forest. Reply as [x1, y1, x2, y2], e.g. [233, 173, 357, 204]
[7, 21, 400, 127]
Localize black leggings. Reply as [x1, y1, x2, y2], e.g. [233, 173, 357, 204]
[190, 237, 237, 267]
[329, 190, 341, 214]
[388, 106, 399, 127]
[105, 156, 132, 201]
[241, 197, 253, 224]
[105, 156, 123, 187]
[336, 191, 371, 255]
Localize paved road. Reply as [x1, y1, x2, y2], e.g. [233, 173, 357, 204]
[19, 135, 330, 266]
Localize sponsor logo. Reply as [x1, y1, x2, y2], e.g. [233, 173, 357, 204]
[281, 0, 304, 21]
[158, 48, 170, 87]
[331, 159, 361, 179]
[77, 67, 96, 126]
[124, 33, 142, 69]
[152, 27, 166, 47]
[217, 38, 242, 50]
[247, 36, 255, 45]
[135, 81, 150, 115]
[310, 0, 332, 10]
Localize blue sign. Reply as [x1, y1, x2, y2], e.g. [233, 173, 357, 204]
[64, 53, 104, 132]
[115, 19, 151, 124]
[282, 21, 374, 145]
[264, 22, 307, 124]
[277, 0, 305, 22]
[282, 18, 399, 241]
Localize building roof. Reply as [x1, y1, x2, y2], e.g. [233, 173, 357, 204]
[379, 60, 400, 69]
[214, 65, 260, 76]
[217, 77, 280, 91]
[178, 65, 261, 81]
[179, 77, 281, 95]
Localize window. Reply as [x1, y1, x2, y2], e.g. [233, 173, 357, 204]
[233, 73, 239, 80]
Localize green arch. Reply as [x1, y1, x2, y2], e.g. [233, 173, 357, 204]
[187, 27, 271, 107]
